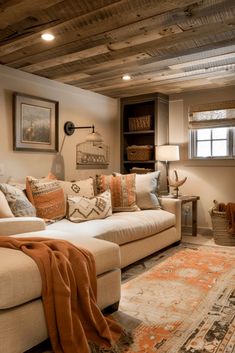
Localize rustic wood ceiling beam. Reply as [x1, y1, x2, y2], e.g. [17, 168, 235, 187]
[51, 39, 235, 85]
[0, 0, 216, 58]
[97, 68, 235, 97]
[20, 24, 183, 73]
[79, 63, 235, 92]
[59, 21, 235, 89]
[0, 0, 63, 30]
[56, 53, 150, 83]
[1, 0, 232, 70]
[55, 42, 235, 86]
[0, 0, 127, 55]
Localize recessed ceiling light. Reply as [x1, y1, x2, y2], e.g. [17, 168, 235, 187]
[122, 74, 131, 81]
[41, 33, 55, 41]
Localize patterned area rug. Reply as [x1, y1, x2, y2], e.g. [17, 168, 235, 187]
[26, 242, 235, 353]
[117, 242, 235, 353]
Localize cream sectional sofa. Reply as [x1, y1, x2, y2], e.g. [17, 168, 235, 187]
[0, 197, 181, 353]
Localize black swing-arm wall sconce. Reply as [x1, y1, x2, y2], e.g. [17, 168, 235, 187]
[63, 121, 103, 142]
[50, 121, 103, 180]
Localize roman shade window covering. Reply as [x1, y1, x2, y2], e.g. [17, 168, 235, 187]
[188, 101, 235, 129]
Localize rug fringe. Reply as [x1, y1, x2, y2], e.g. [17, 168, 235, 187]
[89, 329, 133, 353]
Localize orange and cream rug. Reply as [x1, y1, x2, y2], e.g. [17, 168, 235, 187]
[27, 238, 235, 353]
[116, 241, 235, 353]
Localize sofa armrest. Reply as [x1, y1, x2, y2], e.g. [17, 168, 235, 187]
[159, 198, 182, 239]
[0, 217, 46, 236]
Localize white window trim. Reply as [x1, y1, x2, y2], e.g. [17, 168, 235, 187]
[188, 100, 235, 160]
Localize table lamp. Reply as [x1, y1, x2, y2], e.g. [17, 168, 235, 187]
[155, 145, 180, 194]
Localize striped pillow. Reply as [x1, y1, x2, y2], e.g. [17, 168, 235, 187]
[26, 176, 66, 220]
[96, 174, 139, 212]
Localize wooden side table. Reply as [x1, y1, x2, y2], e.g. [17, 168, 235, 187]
[178, 196, 200, 237]
[161, 195, 200, 236]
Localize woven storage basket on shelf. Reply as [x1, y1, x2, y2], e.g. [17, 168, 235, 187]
[209, 207, 235, 246]
[127, 145, 153, 161]
[128, 115, 151, 131]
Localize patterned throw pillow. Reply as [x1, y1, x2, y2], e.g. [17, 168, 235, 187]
[59, 178, 94, 198]
[96, 173, 139, 212]
[0, 184, 36, 217]
[26, 176, 66, 220]
[67, 191, 112, 223]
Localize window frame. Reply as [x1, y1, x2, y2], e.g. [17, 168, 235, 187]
[190, 127, 233, 159]
[188, 101, 235, 160]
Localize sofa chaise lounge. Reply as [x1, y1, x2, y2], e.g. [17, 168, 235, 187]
[0, 187, 181, 353]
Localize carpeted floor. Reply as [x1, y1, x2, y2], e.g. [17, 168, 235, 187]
[26, 236, 235, 353]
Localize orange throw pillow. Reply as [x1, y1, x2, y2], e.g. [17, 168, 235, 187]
[26, 176, 66, 220]
[96, 173, 139, 212]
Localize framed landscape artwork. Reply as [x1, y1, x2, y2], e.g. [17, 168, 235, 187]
[13, 93, 59, 152]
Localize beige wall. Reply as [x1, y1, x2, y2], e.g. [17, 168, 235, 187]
[0, 65, 119, 183]
[169, 86, 235, 229]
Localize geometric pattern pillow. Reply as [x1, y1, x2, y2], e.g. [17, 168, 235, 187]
[0, 183, 36, 217]
[95, 174, 139, 212]
[26, 176, 66, 220]
[58, 178, 94, 198]
[135, 171, 161, 209]
[67, 190, 112, 223]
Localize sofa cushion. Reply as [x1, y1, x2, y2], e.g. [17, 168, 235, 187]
[96, 173, 139, 212]
[135, 171, 161, 209]
[0, 190, 14, 218]
[114, 171, 161, 210]
[59, 178, 95, 198]
[67, 191, 112, 222]
[0, 217, 45, 236]
[0, 183, 36, 217]
[26, 176, 66, 220]
[49, 209, 175, 246]
[0, 230, 120, 309]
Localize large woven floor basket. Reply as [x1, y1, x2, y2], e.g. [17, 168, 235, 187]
[209, 207, 235, 246]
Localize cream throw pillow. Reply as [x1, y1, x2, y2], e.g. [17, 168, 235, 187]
[135, 171, 161, 209]
[59, 178, 94, 198]
[0, 190, 14, 218]
[67, 190, 112, 223]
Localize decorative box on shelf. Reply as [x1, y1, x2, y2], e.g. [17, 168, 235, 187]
[128, 115, 152, 131]
[127, 145, 153, 161]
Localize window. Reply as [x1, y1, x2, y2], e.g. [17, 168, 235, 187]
[189, 101, 235, 159]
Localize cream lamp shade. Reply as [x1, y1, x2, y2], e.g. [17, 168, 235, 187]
[155, 145, 180, 162]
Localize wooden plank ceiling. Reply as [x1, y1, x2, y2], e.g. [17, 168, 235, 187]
[0, 0, 235, 98]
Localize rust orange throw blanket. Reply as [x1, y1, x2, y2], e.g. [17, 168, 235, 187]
[0, 237, 131, 353]
[226, 203, 235, 234]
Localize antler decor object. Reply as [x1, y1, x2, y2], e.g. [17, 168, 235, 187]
[168, 169, 187, 198]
